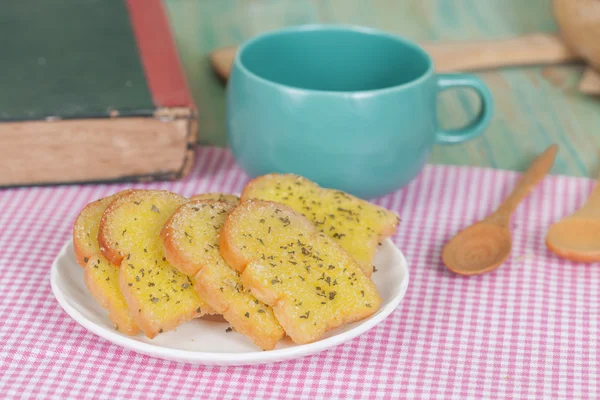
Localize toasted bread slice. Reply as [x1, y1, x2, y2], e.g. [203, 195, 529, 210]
[220, 200, 381, 344]
[162, 200, 285, 350]
[84, 256, 139, 335]
[98, 190, 214, 338]
[190, 193, 240, 204]
[73, 190, 132, 268]
[241, 174, 399, 275]
[73, 190, 139, 335]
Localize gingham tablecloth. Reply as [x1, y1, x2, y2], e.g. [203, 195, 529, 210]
[0, 147, 597, 399]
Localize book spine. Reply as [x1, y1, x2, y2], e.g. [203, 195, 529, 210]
[125, 0, 196, 110]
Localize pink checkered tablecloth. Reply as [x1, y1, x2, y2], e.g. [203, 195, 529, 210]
[0, 147, 597, 399]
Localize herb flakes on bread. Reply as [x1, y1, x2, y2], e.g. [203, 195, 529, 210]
[162, 200, 284, 350]
[73, 190, 139, 335]
[241, 174, 399, 275]
[220, 200, 381, 344]
[98, 189, 214, 338]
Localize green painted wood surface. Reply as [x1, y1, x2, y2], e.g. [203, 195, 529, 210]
[164, 0, 600, 178]
[0, 0, 153, 121]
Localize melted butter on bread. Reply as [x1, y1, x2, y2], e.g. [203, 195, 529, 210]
[220, 200, 381, 344]
[241, 174, 399, 275]
[73, 190, 139, 335]
[162, 200, 284, 350]
[98, 190, 214, 339]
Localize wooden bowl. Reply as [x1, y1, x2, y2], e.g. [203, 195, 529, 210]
[553, 0, 600, 70]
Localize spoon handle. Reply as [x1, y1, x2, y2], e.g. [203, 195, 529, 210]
[489, 144, 558, 223]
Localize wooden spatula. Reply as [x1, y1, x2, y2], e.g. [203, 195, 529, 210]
[210, 34, 581, 82]
[211, 16, 600, 96]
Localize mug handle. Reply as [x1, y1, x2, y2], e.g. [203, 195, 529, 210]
[435, 73, 494, 144]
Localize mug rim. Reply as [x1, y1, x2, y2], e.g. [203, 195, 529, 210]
[233, 24, 435, 96]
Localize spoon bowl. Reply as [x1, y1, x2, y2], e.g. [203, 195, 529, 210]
[546, 169, 600, 263]
[442, 222, 512, 275]
[546, 218, 600, 262]
[442, 145, 558, 276]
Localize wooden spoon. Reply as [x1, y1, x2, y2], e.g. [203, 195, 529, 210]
[443, 145, 558, 276]
[546, 176, 600, 262]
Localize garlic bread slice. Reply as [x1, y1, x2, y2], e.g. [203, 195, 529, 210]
[162, 200, 284, 350]
[241, 174, 399, 275]
[220, 200, 381, 344]
[98, 190, 214, 338]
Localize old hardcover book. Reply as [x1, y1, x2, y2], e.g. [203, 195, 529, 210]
[0, 0, 197, 187]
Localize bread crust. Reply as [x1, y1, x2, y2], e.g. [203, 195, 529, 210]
[218, 224, 248, 273]
[219, 199, 381, 344]
[84, 257, 140, 335]
[161, 222, 200, 277]
[219, 200, 316, 273]
[98, 189, 214, 338]
[190, 193, 240, 204]
[240, 174, 400, 275]
[73, 190, 139, 334]
[97, 190, 142, 266]
[161, 195, 239, 276]
[193, 272, 283, 350]
[162, 199, 285, 349]
[73, 237, 90, 268]
[117, 267, 204, 339]
[73, 190, 132, 267]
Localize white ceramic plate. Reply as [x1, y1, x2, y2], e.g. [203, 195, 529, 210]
[51, 239, 409, 366]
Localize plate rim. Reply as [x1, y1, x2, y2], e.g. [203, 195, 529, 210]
[51, 238, 410, 365]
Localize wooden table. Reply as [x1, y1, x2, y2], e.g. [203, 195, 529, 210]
[164, 0, 599, 178]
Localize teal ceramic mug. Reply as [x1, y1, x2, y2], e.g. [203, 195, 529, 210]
[226, 25, 493, 198]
